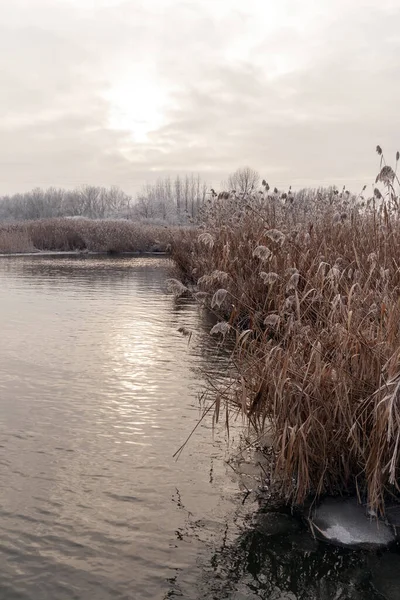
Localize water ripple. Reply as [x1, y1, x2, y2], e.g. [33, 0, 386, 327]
[0, 255, 235, 600]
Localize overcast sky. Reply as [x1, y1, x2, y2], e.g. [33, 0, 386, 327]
[0, 0, 399, 195]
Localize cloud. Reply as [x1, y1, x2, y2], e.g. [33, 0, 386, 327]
[0, 0, 399, 194]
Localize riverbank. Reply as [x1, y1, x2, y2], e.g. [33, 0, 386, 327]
[171, 183, 400, 516]
[0, 250, 171, 258]
[0, 218, 175, 254]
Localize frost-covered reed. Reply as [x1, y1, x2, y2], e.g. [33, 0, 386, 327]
[171, 149, 400, 514]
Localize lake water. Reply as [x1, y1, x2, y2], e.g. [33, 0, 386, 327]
[0, 255, 399, 600]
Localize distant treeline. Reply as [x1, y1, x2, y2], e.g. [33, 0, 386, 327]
[0, 174, 209, 223]
[0, 166, 363, 223]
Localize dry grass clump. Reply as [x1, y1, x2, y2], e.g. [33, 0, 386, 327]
[172, 151, 400, 513]
[0, 218, 175, 253]
[0, 226, 36, 253]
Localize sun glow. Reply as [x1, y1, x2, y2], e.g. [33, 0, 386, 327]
[104, 75, 170, 143]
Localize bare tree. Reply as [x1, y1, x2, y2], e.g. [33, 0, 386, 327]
[0, 185, 133, 221]
[175, 176, 181, 215]
[106, 186, 131, 217]
[227, 167, 260, 195]
[183, 176, 189, 214]
[136, 193, 154, 219]
[132, 174, 208, 223]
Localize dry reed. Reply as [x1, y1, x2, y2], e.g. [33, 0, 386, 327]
[171, 151, 400, 514]
[0, 227, 36, 253]
[0, 218, 175, 254]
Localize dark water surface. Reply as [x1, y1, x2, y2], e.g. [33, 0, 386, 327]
[0, 255, 399, 600]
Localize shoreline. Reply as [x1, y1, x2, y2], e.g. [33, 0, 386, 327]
[0, 250, 171, 258]
[0, 217, 176, 256]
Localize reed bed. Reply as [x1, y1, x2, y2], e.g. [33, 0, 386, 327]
[0, 227, 36, 253]
[171, 154, 400, 513]
[0, 218, 174, 254]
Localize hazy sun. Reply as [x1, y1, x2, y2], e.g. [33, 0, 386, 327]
[105, 76, 169, 143]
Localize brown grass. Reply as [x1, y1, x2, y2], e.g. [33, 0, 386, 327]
[0, 218, 175, 254]
[171, 163, 400, 514]
[0, 227, 36, 253]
